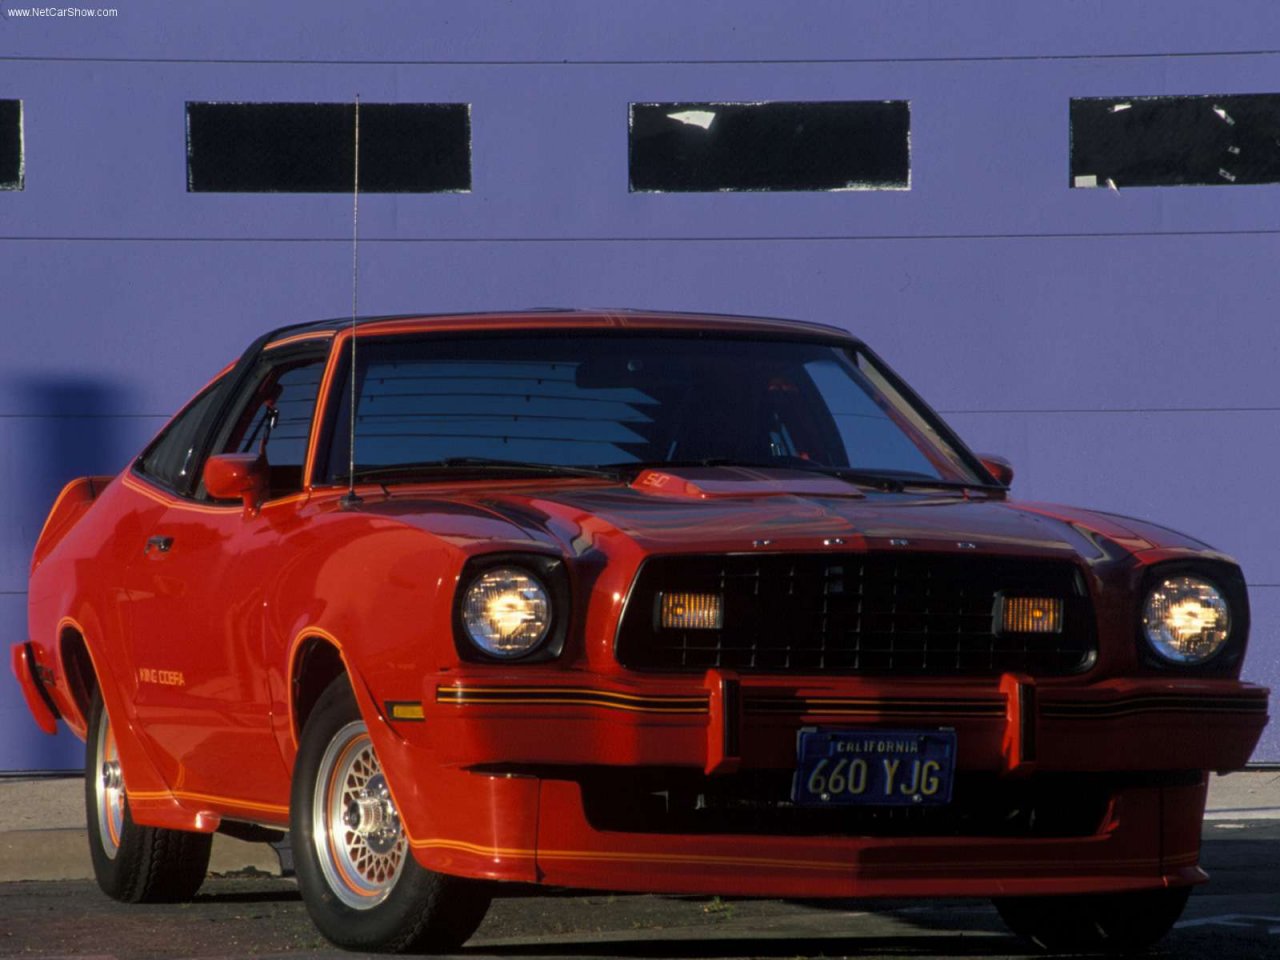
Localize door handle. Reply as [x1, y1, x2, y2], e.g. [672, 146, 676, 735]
[144, 535, 174, 555]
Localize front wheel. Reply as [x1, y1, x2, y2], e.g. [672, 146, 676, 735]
[291, 677, 491, 953]
[84, 689, 212, 902]
[994, 887, 1192, 953]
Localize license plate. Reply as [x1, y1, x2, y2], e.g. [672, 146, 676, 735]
[791, 728, 957, 807]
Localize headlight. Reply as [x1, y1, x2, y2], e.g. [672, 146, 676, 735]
[461, 566, 552, 659]
[1142, 575, 1231, 665]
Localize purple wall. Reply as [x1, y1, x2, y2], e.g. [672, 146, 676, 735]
[2, 1, 1276, 769]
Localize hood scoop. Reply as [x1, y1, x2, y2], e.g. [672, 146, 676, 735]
[630, 466, 864, 500]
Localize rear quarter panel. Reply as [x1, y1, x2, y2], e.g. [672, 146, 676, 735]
[28, 473, 166, 736]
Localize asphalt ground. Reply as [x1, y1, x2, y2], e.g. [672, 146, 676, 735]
[1, 821, 1278, 959]
[1, 773, 1277, 959]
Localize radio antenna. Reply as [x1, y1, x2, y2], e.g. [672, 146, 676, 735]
[340, 93, 363, 509]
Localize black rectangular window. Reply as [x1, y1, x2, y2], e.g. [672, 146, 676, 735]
[629, 100, 909, 193]
[186, 102, 470, 193]
[1071, 93, 1280, 188]
[1, 100, 22, 191]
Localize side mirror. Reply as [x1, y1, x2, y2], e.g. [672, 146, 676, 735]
[203, 453, 268, 513]
[977, 454, 1014, 488]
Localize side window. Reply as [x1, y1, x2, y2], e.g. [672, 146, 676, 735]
[211, 355, 326, 498]
[135, 381, 224, 493]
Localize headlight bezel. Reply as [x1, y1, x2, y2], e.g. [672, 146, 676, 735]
[451, 552, 570, 663]
[1137, 561, 1249, 674]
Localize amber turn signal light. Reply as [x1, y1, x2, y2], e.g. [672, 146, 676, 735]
[659, 592, 723, 630]
[1000, 596, 1063, 634]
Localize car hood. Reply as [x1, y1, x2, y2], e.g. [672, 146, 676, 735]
[354, 466, 1219, 567]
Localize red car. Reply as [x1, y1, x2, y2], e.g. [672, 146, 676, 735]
[11, 310, 1269, 953]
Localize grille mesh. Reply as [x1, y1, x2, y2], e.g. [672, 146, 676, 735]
[616, 553, 1095, 676]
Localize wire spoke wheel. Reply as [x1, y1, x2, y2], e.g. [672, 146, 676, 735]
[293, 678, 490, 952]
[312, 721, 407, 910]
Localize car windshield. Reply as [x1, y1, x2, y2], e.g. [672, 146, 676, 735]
[320, 333, 983, 485]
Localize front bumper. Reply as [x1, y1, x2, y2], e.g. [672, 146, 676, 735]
[424, 671, 1269, 776]
[367, 670, 1267, 897]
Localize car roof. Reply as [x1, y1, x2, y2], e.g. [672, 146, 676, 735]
[263, 308, 860, 349]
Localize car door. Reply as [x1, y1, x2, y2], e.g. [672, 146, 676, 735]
[123, 347, 327, 814]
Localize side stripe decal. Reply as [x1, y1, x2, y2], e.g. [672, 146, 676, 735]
[436, 686, 708, 714]
[436, 687, 1007, 718]
[1042, 696, 1268, 719]
[436, 686, 1265, 720]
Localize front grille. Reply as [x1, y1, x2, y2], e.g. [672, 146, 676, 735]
[616, 553, 1095, 676]
[578, 768, 1112, 838]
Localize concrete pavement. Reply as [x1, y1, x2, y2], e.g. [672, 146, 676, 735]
[0, 775, 281, 881]
[0, 769, 1276, 884]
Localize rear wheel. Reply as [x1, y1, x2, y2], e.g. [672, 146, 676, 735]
[85, 690, 212, 902]
[994, 887, 1191, 953]
[291, 677, 491, 953]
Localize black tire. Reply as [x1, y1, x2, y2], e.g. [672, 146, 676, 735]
[85, 689, 212, 903]
[994, 887, 1192, 953]
[291, 677, 491, 953]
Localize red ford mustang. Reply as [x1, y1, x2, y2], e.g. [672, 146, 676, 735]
[11, 310, 1270, 952]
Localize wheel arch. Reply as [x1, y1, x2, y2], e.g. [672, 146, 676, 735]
[53, 615, 204, 833]
[290, 632, 352, 748]
[57, 618, 103, 737]
[284, 629, 418, 833]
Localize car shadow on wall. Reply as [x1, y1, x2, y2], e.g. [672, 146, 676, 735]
[9, 375, 161, 563]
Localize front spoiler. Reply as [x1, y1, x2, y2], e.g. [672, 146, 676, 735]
[526, 776, 1209, 898]
[368, 734, 1213, 898]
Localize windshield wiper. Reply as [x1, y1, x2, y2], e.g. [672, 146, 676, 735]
[600, 458, 906, 492]
[793, 466, 999, 494]
[602, 457, 769, 472]
[349, 458, 622, 483]
[602, 459, 995, 494]
[808, 468, 977, 491]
